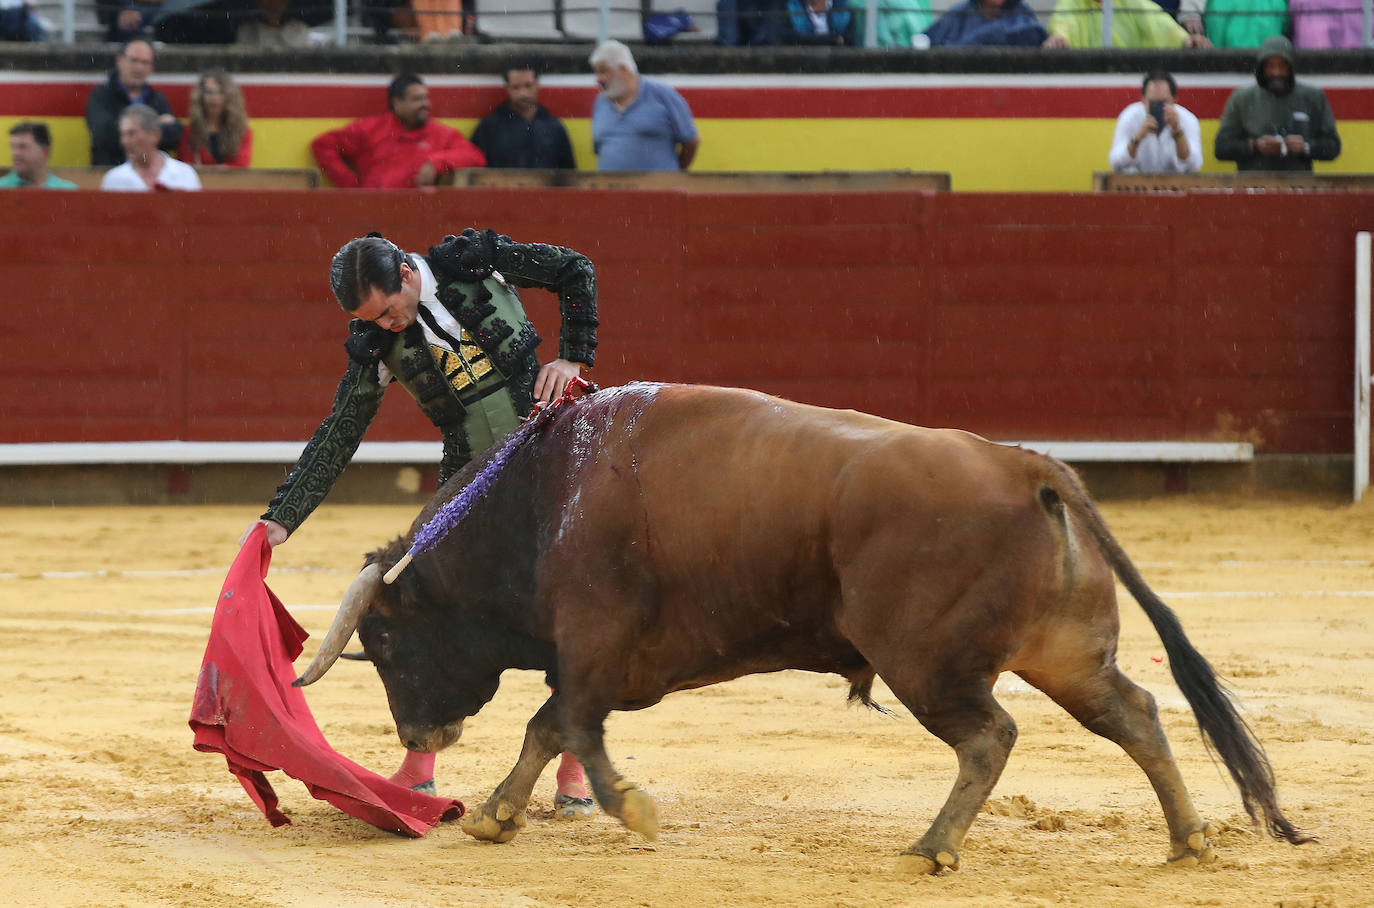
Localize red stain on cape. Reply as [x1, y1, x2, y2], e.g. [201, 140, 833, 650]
[189, 525, 463, 836]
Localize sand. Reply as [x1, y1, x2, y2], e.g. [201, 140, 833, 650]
[2, 496, 1372, 907]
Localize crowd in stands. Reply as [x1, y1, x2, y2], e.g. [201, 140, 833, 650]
[0, 33, 1344, 189]
[0, 0, 1365, 47]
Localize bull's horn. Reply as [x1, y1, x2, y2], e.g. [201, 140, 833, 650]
[293, 563, 382, 688]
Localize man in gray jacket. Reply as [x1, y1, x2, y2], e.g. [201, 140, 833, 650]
[1214, 35, 1340, 172]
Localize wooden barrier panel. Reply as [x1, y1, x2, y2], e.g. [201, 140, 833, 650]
[1094, 172, 1374, 192]
[452, 169, 952, 192]
[0, 167, 320, 189]
[0, 189, 1367, 455]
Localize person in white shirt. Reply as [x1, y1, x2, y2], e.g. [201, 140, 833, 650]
[1108, 70, 1203, 174]
[100, 104, 202, 192]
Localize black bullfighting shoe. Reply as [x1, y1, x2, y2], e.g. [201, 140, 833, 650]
[553, 794, 595, 820]
[410, 779, 437, 796]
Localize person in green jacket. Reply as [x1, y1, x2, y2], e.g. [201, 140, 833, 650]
[1203, 0, 1287, 48]
[1, 122, 77, 189]
[1214, 35, 1341, 171]
[238, 229, 600, 815]
[1042, 0, 1211, 46]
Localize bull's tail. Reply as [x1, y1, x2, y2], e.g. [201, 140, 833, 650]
[1037, 458, 1312, 845]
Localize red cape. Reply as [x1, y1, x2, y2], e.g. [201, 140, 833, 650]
[189, 526, 463, 836]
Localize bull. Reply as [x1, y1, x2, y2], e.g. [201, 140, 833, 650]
[295, 381, 1309, 872]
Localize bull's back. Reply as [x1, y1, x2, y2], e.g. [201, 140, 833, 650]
[550, 383, 1060, 622]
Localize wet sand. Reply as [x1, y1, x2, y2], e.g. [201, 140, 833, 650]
[2, 497, 1372, 907]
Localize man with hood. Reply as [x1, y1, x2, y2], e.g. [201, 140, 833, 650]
[1214, 35, 1341, 172]
[923, 0, 1045, 47]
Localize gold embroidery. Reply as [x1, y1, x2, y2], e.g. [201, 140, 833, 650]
[431, 331, 492, 393]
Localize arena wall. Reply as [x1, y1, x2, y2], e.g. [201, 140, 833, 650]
[3, 73, 1373, 192]
[3, 189, 1367, 467]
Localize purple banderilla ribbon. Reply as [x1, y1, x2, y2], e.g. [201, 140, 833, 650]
[383, 378, 595, 585]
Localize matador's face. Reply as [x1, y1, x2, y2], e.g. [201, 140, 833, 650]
[353, 262, 422, 332]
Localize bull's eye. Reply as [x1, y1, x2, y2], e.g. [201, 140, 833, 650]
[375, 630, 392, 651]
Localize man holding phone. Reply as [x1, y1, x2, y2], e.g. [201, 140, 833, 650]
[1108, 69, 1202, 174]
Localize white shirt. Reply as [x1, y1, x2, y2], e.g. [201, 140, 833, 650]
[1108, 101, 1203, 174]
[100, 153, 203, 191]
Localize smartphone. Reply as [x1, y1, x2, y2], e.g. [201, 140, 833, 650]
[1147, 99, 1165, 129]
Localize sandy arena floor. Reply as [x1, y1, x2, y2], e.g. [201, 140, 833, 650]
[1, 496, 1372, 907]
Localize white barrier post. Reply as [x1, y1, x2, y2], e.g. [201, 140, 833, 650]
[597, 0, 610, 43]
[334, 0, 347, 44]
[865, 0, 878, 47]
[1356, 231, 1371, 502]
[61, 0, 75, 42]
[1101, 0, 1113, 47]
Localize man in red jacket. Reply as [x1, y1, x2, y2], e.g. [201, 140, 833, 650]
[312, 73, 486, 188]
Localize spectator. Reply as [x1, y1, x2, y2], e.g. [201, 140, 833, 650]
[784, 0, 856, 43]
[470, 65, 576, 170]
[311, 73, 486, 189]
[589, 40, 700, 172]
[414, 0, 465, 42]
[101, 104, 202, 191]
[0, 0, 45, 40]
[1291, 0, 1364, 48]
[1042, 0, 1211, 47]
[1214, 35, 1341, 172]
[716, 0, 781, 46]
[85, 40, 183, 167]
[924, 0, 1046, 46]
[849, 0, 933, 47]
[1203, 0, 1287, 47]
[1108, 70, 1203, 174]
[2, 123, 77, 190]
[180, 71, 253, 168]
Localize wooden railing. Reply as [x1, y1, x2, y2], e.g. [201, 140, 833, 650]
[0, 167, 321, 190]
[1094, 172, 1374, 192]
[450, 169, 952, 192]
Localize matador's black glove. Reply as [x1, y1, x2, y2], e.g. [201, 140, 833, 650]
[344, 318, 391, 366]
[427, 228, 500, 283]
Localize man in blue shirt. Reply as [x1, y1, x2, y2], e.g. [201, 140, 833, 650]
[588, 40, 700, 172]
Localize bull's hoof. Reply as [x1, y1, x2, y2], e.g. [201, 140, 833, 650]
[1167, 823, 1218, 868]
[897, 848, 959, 875]
[461, 800, 528, 844]
[614, 782, 659, 841]
[554, 794, 596, 821]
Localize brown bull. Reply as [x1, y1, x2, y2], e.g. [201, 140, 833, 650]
[296, 381, 1309, 872]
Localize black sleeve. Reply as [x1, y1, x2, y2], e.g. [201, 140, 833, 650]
[148, 88, 184, 155]
[555, 122, 576, 170]
[85, 85, 124, 166]
[428, 229, 599, 365]
[261, 342, 387, 535]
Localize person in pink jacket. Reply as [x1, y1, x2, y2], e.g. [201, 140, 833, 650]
[1290, 0, 1364, 48]
[311, 73, 486, 189]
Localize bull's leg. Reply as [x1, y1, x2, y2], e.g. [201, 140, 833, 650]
[889, 677, 1018, 875]
[461, 696, 562, 844]
[561, 717, 659, 841]
[1018, 663, 1216, 866]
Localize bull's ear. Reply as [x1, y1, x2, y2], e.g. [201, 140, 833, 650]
[293, 564, 382, 686]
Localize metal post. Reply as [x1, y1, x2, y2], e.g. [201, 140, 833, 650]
[865, 0, 878, 47]
[334, 0, 347, 45]
[598, 0, 610, 43]
[61, 0, 74, 43]
[1364, 0, 1373, 49]
[1355, 231, 1371, 502]
[1101, 0, 1113, 47]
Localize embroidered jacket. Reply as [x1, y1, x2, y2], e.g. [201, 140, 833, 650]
[262, 230, 598, 535]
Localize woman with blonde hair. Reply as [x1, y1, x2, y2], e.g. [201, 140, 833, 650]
[180, 70, 253, 167]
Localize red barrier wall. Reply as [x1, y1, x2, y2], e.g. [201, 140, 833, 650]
[2, 190, 1368, 454]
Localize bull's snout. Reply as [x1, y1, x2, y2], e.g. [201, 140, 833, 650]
[397, 720, 464, 754]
